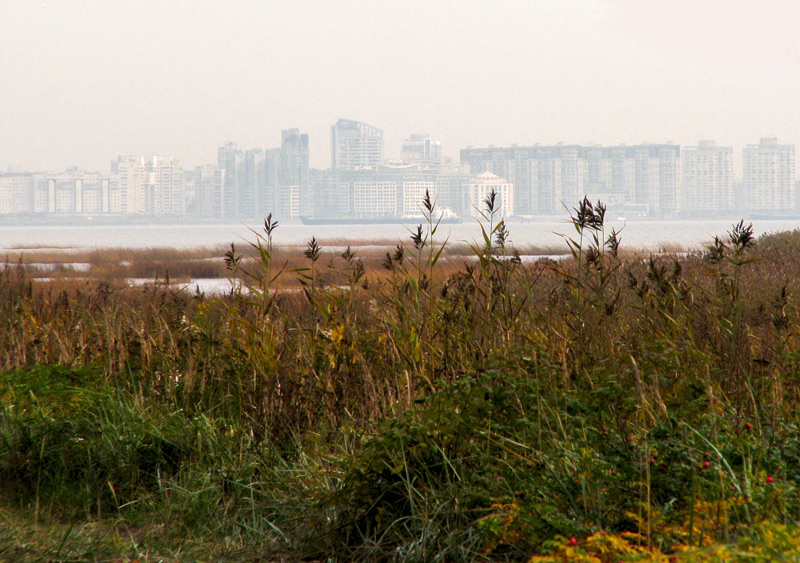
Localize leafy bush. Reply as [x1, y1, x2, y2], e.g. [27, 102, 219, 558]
[0, 365, 205, 516]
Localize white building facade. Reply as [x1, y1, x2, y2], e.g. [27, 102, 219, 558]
[744, 138, 796, 216]
[467, 172, 514, 219]
[682, 141, 733, 216]
[115, 155, 185, 215]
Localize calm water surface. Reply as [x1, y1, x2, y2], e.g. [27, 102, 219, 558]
[1, 219, 799, 253]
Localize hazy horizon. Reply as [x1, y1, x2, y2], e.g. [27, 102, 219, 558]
[3, 0, 800, 173]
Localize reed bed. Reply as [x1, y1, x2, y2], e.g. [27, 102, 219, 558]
[3, 200, 800, 561]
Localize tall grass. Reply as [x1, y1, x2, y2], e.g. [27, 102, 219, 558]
[3, 195, 800, 560]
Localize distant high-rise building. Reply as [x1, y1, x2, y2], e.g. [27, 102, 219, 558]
[149, 157, 185, 215]
[0, 173, 34, 214]
[682, 141, 733, 216]
[279, 128, 310, 218]
[632, 145, 680, 217]
[331, 119, 383, 170]
[262, 148, 282, 215]
[214, 130, 309, 220]
[33, 174, 51, 213]
[216, 142, 268, 218]
[460, 144, 680, 216]
[217, 143, 244, 218]
[280, 128, 309, 187]
[305, 169, 342, 220]
[240, 148, 265, 217]
[743, 138, 796, 216]
[51, 172, 79, 214]
[189, 165, 226, 218]
[116, 156, 148, 214]
[402, 134, 442, 164]
[115, 156, 185, 215]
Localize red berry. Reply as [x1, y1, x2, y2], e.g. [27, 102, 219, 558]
[767, 476, 774, 483]
[703, 461, 710, 469]
[745, 422, 752, 431]
[569, 537, 577, 546]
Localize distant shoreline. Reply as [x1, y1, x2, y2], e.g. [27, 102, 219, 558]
[1, 213, 796, 228]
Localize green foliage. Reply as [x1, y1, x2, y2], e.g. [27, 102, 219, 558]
[0, 365, 217, 518]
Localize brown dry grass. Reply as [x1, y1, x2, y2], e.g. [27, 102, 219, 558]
[6, 240, 565, 288]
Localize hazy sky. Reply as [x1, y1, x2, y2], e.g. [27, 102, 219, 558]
[2, 0, 799, 172]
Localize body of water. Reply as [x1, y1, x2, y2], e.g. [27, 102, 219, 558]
[1, 218, 799, 253]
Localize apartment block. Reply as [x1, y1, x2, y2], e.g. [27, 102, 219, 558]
[331, 119, 383, 170]
[307, 162, 465, 221]
[0, 173, 35, 214]
[682, 141, 734, 216]
[215, 129, 309, 221]
[114, 156, 185, 216]
[460, 144, 680, 217]
[187, 165, 226, 219]
[743, 138, 796, 216]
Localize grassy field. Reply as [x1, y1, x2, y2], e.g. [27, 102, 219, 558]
[3, 199, 800, 561]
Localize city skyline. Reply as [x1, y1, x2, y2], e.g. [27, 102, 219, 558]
[2, 1, 800, 173]
[2, 125, 798, 221]
[3, 122, 798, 184]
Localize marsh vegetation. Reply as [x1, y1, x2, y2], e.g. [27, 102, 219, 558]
[3, 198, 800, 561]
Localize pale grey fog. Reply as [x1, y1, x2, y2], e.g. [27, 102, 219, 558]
[2, 1, 800, 241]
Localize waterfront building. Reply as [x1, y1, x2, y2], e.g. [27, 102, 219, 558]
[305, 162, 463, 222]
[0, 173, 35, 214]
[114, 156, 185, 216]
[279, 128, 309, 219]
[188, 165, 226, 219]
[682, 141, 734, 216]
[467, 172, 514, 219]
[632, 145, 680, 217]
[434, 170, 472, 218]
[214, 129, 309, 221]
[116, 156, 147, 214]
[402, 180, 438, 217]
[149, 157, 185, 215]
[78, 173, 106, 214]
[0, 170, 114, 216]
[743, 138, 796, 216]
[216, 143, 245, 219]
[460, 144, 679, 217]
[331, 119, 383, 170]
[328, 166, 406, 220]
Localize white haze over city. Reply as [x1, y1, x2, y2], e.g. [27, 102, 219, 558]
[2, 0, 800, 173]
